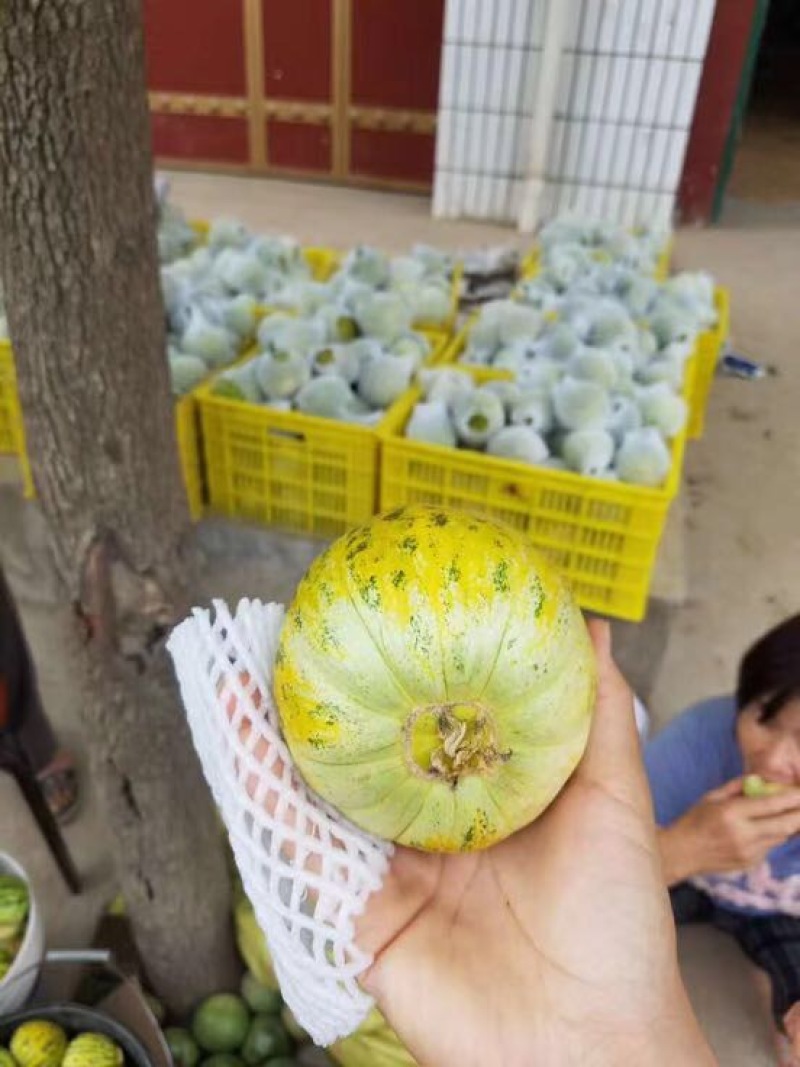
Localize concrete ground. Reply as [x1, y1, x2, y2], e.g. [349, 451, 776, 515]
[2, 174, 800, 1064]
[729, 112, 800, 204]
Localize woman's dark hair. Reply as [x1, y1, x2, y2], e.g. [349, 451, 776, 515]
[737, 614, 800, 721]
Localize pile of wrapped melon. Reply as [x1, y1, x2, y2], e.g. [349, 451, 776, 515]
[160, 214, 313, 397]
[525, 215, 670, 283]
[266, 242, 456, 329]
[403, 217, 718, 488]
[209, 301, 436, 423]
[158, 199, 455, 401]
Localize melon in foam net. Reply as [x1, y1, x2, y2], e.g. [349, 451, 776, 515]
[275, 505, 596, 852]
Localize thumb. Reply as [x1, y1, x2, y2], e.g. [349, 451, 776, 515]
[577, 618, 652, 818]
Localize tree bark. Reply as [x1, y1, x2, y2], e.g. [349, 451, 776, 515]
[0, 0, 238, 1007]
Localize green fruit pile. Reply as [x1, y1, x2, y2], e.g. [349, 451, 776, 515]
[0, 974, 331, 1067]
[162, 971, 327, 1067]
[0, 876, 30, 981]
[2, 1022, 123, 1067]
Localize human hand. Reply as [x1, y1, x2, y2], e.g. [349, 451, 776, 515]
[661, 778, 800, 882]
[351, 619, 714, 1067]
[171, 604, 714, 1065]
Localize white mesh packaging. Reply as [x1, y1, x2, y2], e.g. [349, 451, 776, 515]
[167, 598, 393, 1046]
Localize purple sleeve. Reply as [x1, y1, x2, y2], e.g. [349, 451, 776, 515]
[643, 696, 742, 827]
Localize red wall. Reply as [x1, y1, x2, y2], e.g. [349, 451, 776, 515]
[145, 0, 443, 187]
[151, 114, 249, 164]
[143, 0, 246, 96]
[351, 1, 444, 109]
[143, 0, 763, 213]
[262, 0, 332, 102]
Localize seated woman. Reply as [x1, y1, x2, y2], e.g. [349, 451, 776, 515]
[645, 614, 800, 1063]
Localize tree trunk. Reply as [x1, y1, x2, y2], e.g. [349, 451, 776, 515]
[0, 0, 238, 1007]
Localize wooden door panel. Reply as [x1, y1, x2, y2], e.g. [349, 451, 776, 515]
[145, 0, 444, 186]
[151, 114, 250, 164]
[262, 0, 333, 101]
[351, 0, 445, 109]
[268, 121, 332, 170]
[350, 128, 435, 183]
[143, 0, 246, 96]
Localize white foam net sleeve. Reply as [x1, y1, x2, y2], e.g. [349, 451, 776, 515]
[166, 598, 393, 1046]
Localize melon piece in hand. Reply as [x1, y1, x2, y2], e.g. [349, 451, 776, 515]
[742, 774, 786, 798]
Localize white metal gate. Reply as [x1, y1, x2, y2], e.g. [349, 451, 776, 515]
[433, 0, 717, 229]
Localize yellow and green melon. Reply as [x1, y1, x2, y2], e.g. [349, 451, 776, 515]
[10, 1022, 68, 1067]
[275, 505, 595, 852]
[62, 1033, 123, 1067]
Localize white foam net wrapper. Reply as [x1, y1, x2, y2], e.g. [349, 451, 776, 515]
[167, 598, 393, 1046]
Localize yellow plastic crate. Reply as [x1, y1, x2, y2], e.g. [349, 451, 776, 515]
[418, 328, 450, 365]
[174, 331, 272, 520]
[435, 320, 477, 365]
[174, 333, 274, 520]
[194, 334, 449, 537]
[0, 340, 18, 453]
[196, 386, 381, 539]
[175, 394, 205, 521]
[0, 338, 207, 514]
[0, 340, 34, 497]
[687, 286, 730, 440]
[379, 366, 690, 622]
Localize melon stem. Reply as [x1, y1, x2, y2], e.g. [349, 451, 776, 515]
[405, 702, 511, 784]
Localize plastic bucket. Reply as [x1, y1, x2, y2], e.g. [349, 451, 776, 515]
[0, 951, 168, 1067]
[0, 1004, 154, 1067]
[0, 853, 45, 1013]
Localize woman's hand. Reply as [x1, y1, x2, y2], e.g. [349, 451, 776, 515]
[353, 621, 715, 1067]
[660, 779, 800, 885]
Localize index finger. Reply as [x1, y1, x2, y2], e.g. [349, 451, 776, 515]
[737, 789, 800, 820]
[747, 808, 800, 846]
